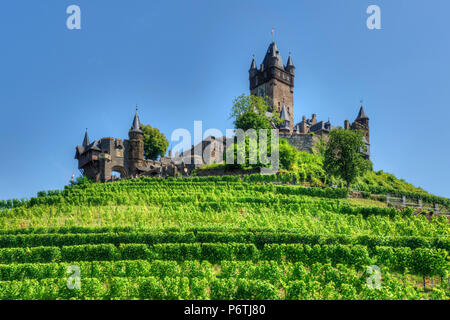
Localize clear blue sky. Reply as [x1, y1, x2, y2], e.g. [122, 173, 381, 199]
[0, 0, 449, 200]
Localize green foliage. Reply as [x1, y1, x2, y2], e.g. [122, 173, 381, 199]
[225, 94, 281, 170]
[324, 128, 372, 187]
[141, 123, 169, 160]
[234, 111, 274, 131]
[230, 94, 281, 129]
[0, 176, 448, 300]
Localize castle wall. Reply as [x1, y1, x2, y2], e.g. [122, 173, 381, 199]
[280, 133, 319, 153]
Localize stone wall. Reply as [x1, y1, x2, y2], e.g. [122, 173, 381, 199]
[280, 133, 319, 153]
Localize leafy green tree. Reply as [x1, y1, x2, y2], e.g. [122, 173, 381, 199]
[324, 128, 372, 188]
[235, 112, 273, 131]
[313, 136, 327, 162]
[225, 95, 281, 169]
[279, 138, 299, 171]
[141, 124, 169, 160]
[230, 94, 281, 131]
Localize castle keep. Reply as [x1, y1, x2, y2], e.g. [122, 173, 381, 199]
[249, 40, 370, 158]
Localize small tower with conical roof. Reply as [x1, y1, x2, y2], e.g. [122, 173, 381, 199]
[127, 107, 145, 177]
[348, 104, 370, 159]
[285, 54, 295, 76]
[249, 37, 295, 132]
[352, 105, 370, 143]
[249, 56, 257, 78]
[279, 105, 290, 132]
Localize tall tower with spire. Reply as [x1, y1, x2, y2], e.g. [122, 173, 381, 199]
[249, 40, 295, 131]
[127, 107, 145, 177]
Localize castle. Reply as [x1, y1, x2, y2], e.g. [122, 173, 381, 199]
[75, 39, 370, 181]
[74, 109, 199, 182]
[248, 41, 370, 158]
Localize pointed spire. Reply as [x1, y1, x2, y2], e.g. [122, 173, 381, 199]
[262, 41, 284, 70]
[286, 53, 294, 68]
[356, 106, 368, 119]
[82, 128, 90, 146]
[280, 105, 289, 121]
[250, 56, 257, 70]
[130, 106, 143, 133]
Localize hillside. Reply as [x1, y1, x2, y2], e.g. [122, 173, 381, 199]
[0, 175, 448, 300]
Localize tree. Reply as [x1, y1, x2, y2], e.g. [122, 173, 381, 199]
[279, 138, 299, 171]
[230, 94, 281, 131]
[313, 136, 327, 162]
[225, 95, 281, 170]
[234, 111, 273, 131]
[141, 124, 169, 160]
[324, 128, 372, 188]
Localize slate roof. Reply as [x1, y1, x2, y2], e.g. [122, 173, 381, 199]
[356, 106, 368, 119]
[130, 109, 143, 133]
[262, 42, 285, 70]
[280, 105, 289, 121]
[286, 55, 294, 68]
[82, 130, 90, 146]
[75, 140, 102, 158]
[309, 121, 333, 132]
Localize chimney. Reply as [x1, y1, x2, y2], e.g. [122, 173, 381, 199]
[312, 114, 317, 125]
[301, 115, 308, 133]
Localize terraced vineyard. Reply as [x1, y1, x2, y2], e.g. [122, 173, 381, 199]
[0, 176, 448, 299]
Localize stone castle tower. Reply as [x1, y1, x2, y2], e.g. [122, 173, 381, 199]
[346, 105, 370, 158]
[75, 108, 201, 182]
[127, 109, 145, 177]
[249, 41, 295, 131]
[351, 106, 370, 143]
[249, 39, 370, 159]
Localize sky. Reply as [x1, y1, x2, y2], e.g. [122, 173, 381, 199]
[0, 0, 449, 200]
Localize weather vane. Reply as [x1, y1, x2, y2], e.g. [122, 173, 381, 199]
[271, 27, 274, 42]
